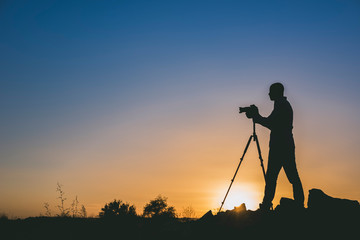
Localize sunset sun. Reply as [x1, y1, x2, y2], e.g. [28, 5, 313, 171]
[215, 185, 261, 211]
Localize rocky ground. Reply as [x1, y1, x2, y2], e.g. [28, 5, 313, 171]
[1, 189, 359, 240]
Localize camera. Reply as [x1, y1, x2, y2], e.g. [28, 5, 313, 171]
[239, 104, 257, 118]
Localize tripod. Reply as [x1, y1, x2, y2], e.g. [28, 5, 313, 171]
[218, 120, 266, 213]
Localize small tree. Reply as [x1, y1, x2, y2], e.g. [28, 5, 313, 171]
[99, 199, 137, 218]
[143, 195, 176, 218]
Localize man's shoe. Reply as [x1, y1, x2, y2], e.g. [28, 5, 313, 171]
[258, 203, 272, 213]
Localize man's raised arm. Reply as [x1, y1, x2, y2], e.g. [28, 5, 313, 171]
[252, 105, 279, 130]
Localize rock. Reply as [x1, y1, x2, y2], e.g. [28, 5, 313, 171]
[222, 203, 247, 216]
[233, 203, 247, 213]
[276, 197, 295, 209]
[199, 210, 213, 220]
[275, 197, 304, 213]
[308, 188, 360, 215]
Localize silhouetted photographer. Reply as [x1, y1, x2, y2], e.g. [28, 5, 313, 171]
[250, 83, 304, 211]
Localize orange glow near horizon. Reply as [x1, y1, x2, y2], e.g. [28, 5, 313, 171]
[1, 109, 360, 219]
[213, 184, 262, 211]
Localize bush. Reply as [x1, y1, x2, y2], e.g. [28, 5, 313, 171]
[143, 195, 176, 218]
[99, 199, 137, 218]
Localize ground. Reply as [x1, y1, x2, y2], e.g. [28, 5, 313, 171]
[1, 207, 358, 240]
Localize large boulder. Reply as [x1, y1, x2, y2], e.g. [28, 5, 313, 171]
[308, 188, 360, 215]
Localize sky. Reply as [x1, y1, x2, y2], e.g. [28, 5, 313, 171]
[1, 0, 360, 218]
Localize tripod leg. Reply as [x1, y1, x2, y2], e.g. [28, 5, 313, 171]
[254, 134, 266, 180]
[218, 135, 253, 213]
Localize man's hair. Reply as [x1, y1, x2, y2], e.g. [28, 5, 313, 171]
[270, 82, 284, 96]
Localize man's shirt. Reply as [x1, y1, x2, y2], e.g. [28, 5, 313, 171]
[254, 96, 294, 148]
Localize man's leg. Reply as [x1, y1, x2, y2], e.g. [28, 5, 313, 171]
[261, 149, 282, 209]
[283, 147, 304, 207]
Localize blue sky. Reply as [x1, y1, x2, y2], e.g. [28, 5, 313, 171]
[1, 0, 360, 217]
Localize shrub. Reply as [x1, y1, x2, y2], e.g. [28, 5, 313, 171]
[99, 199, 137, 218]
[143, 195, 176, 218]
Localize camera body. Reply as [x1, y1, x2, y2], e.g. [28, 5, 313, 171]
[239, 104, 258, 118]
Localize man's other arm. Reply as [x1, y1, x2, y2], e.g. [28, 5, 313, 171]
[252, 106, 279, 130]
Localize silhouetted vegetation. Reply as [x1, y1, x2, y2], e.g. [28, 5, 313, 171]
[1, 190, 359, 239]
[56, 182, 70, 217]
[43, 202, 51, 217]
[99, 199, 136, 218]
[80, 205, 87, 218]
[0, 213, 8, 221]
[181, 205, 196, 218]
[143, 195, 176, 218]
[42, 183, 87, 218]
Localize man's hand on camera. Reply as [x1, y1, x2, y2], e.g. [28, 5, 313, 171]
[245, 112, 253, 119]
[245, 105, 259, 119]
[250, 104, 259, 114]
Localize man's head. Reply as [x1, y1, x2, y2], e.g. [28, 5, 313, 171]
[269, 82, 284, 101]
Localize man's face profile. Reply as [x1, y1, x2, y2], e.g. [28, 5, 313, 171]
[269, 87, 276, 101]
